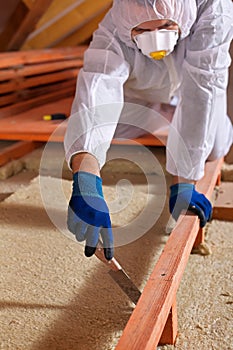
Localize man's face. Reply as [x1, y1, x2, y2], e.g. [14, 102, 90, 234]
[131, 19, 179, 40]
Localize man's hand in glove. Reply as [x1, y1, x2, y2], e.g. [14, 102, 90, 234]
[67, 171, 114, 260]
[169, 183, 212, 227]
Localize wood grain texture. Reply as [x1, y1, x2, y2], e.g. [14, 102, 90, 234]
[213, 182, 233, 221]
[115, 158, 223, 350]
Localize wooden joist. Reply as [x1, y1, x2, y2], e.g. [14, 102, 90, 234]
[0, 46, 86, 68]
[115, 158, 223, 349]
[0, 96, 167, 146]
[0, 97, 73, 142]
[113, 133, 167, 147]
[0, 89, 75, 120]
[0, 1, 29, 52]
[0, 47, 85, 115]
[0, 0, 54, 51]
[0, 68, 79, 95]
[0, 140, 42, 167]
[0, 59, 83, 81]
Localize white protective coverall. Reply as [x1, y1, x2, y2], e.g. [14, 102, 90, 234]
[64, 0, 233, 181]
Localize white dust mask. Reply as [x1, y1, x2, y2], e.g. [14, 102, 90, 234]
[134, 29, 179, 60]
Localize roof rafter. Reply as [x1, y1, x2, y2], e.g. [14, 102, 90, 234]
[0, 0, 54, 51]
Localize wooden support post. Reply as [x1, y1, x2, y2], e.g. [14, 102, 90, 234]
[0, 141, 42, 167]
[193, 227, 205, 249]
[216, 172, 221, 186]
[159, 298, 178, 345]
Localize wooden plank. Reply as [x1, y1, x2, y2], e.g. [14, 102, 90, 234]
[0, 140, 42, 167]
[0, 59, 83, 81]
[0, 47, 86, 68]
[112, 133, 167, 146]
[0, 92, 19, 107]
[0, 79, 76, 107]
[0, 108, 166, 145]
[212, 182, 233, 221]
[115, 158, 223, 350]
[0, 80, 19, 94]
[17, 68, 79, 90]
[0, 1, 29, 51]
[0, 69, 17, 82]
[15, 59, 83, 77]
[0, 1, 22, 32]
[0, 97, 72, 142]
[22, 0, 34, 9]
[4, 0, 54, 50]
[21, 78, 76, 99]
[0, 87, 75, 119]
[159, 298, 178, 345]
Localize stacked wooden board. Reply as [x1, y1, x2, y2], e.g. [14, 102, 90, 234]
[0, 47, 86, 118]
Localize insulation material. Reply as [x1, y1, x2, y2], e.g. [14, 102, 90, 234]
[0, 176, 232, 350]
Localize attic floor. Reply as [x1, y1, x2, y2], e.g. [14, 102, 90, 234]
[0, 144, 232, 350]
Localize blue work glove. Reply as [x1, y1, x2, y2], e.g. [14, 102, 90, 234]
[67, 171, 114, 260]
[169, 183, 212, 228]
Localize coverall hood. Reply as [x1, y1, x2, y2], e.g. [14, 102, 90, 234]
[111, 0, 198, 48]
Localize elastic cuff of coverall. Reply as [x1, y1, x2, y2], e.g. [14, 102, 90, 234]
[166, 163, 205, 182]
[66, 150, 101, 172]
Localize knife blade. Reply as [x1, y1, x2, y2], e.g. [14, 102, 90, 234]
[95, 241, 141, 305]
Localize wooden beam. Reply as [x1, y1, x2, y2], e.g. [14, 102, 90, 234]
[0, 140, 42, 167]
[0, 59, 83, 82]
[112, 133, 166, 147]
[0, 46, 86, 68]
[3, 0, 54, 50]
[0, 79, 76, 108]
[0, 1, 29, 51]
[21, 0, 34, 9]
[0, 89, 75, 119]
[0, 0, 21, 34]
[115, 158, 223, 350]
[22, 0, 112, 49]
[0, 97, 72, 142]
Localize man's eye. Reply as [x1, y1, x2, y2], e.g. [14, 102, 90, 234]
[134, 28, 144, 33]
[161, 23, 172, 29]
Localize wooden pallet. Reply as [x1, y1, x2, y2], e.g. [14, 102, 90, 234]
[0, 96, 166, 146]
[115, 158, 223, 349]
[0, 46, 166, 147]
[0, 47, 86, 118]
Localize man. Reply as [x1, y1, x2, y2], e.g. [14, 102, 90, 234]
[64, 0, 233, 260]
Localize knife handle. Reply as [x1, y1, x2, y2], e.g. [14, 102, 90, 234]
[95, 241, 122, 272]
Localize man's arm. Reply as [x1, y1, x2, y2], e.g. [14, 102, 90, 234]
[71, 153, 100, 176]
